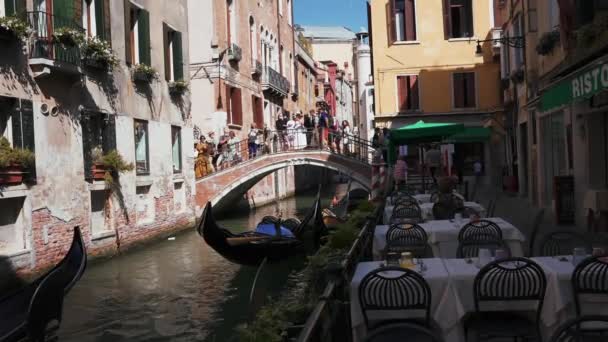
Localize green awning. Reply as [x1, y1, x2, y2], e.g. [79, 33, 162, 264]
[387, 120, 464, 164]
[443, 127, 491, 143]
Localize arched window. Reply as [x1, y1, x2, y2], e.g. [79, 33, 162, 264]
[227, 0, 236, 45]
[249, 16, 256, 63]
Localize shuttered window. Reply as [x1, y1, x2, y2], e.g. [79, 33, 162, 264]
[443, 0, 473, 39]
[396, 75, 419, 112]
[453, 72, 476, 108]
[252, 95, 264, 127]
[386, 0, 417, 44]
[171, 126, 182, 173]
[125, 4, 150, 65]
[0, 99, 36, 180]
[80, 0, 109, 40]
[134, 120, 149, 175]
[164, 25, 184, 81]
[227, 86, 243, 126]
[81, 113, 117, 179]
[3, 0, 26, 16]
[138, 9, 151, 65]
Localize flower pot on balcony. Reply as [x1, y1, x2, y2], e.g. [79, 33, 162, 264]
[0, 164, 25, 185]
[92, 163, 107, 181]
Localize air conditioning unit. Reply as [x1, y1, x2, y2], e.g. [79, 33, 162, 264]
[491, 28, 503, 50]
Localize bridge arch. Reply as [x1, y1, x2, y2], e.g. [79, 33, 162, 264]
[194, 151, 372, 213]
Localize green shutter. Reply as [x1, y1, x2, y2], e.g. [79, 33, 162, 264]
[4, 0, 14, 15]
[54, 0, 74, 20]
[95, 0, 105, 40]
[138, 9, 151, 65]
[172, 31, 183, 81]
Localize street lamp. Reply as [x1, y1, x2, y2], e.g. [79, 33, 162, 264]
[475, 35, 525, 54]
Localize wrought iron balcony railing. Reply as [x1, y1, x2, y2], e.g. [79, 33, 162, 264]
[262, 66, 290, 96]
[227, 43, 242, 62]
[27, 11, 84, 67]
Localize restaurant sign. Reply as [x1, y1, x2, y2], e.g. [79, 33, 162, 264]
[541, 60, 608, 112]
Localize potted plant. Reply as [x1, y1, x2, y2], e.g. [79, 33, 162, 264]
[132, 63, 157, 82]
[80, 36, 119, 70]
[168, 80, 189, 95]
[0, 15, 31, 41]
[91, 146, 106, 180]
[536, 30, 560, 55]
[93, 149, 134, 184]
[52, 27, 84, 47]
[0, 137, 34, 185]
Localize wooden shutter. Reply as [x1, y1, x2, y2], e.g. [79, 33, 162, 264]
[5, 0, 26, 15]
[12, 100, 35, 178]
[74, 0, 82, 25]
[410, 75, 419, 110]
[397, 76, 407, 112]
[102, 114, 117, 152]
[103, 0, 111, 42]
[453, 73, 464, 108]
[226, 84, 232, 123]
[386, 0, 395, 45]
[94, 0, 104, 40]
[54, 0, 74, 20]
[253, 95, 264, 127]
[81, 115, 93, 178]
[138, 9, 151, 65]
[124, 0, 132, 64]
[442, 0, 452, 39]
[172, 31, 184, 81]
[464, 0, 473, 37]
[465, 72, 476, 107]
[405, 0, 416, 41]
[232, 88, 243, 126]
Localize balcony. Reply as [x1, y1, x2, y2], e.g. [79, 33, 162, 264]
[27, 11, 84, 78]
[262, 66, 290, 96]
[227, 43, 242, 62]
[252, 59, 263, 76]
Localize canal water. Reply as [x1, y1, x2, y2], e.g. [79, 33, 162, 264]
[57, 188, 334, 342]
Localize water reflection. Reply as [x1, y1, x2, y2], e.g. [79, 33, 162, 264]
[58, 190, 332, 342]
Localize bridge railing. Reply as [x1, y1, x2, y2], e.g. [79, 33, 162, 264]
[195, 129, 375, 179]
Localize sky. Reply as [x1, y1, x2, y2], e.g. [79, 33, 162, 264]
[293, 0, 368, 33]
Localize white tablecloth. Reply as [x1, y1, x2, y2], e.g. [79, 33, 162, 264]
[384, 202, 486, 224]
[350, 259, 461, 342]
[373, 218, 525, 259]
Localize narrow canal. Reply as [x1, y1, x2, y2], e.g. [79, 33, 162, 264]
[57, 187, 335, 342]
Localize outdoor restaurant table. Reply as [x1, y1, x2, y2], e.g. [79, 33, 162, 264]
[373, 218, 525, 259]
[383, 201, 485, 224]
[350, 259, 463, 342]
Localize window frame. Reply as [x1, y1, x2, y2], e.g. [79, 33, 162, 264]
[134, 119, 150, 176]
[163, 24, 183, 82]
[395, 74, 421, 112]
[388, 0, 418, 43]
[171, 125, 182, 174]
[82, 0, 97, 38]
[443, 0, 474, 39]
[451, 71, 477, 109]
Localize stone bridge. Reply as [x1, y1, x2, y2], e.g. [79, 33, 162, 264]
[194, 150, 372, 214]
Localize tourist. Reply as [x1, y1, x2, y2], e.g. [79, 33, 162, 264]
[218, 128, 230, 170]
[295, 113, 307, 149]
[248, 123, 259, 159]
[318, 108, 329, 149]
[304, 112, 313, 147]
[331, 119, 341, 153]
[275, 113, 287, 151]
[372, 127, 381, 149]
[311, 117, 320, 148]
[227, 131, 240, 166]
[341, 120, 351, 155]
[263, 124, 273, 154]
[474, 160, 483, 184]
[286, 114, 296, 150]
[208, 131, 218, 171]
[394, 155, 408, 190]
[256, 125, 264, 156]
[195, 136, 212, 178]
[426, 144, 442, 185]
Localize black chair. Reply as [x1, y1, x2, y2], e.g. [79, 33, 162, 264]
[359, 266, 432, 330]
[539, 231, 592, 257]
[457, 220, 504, 258]
[0, 227, 87, 342]
[390, 205, 422, 224]
[393, 196, 418, 207]
[549, 315, 608, 342]
[572, 256, 608, 317]
[527, 209, 545, 257]
[432, 201, 455, 220]
[465, 257, 547, 341]
[364, 322, 444, 342]
[385, 224, 431, 258]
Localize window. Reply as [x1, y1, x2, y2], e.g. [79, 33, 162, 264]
[226, 86, 243, 126]
[396, 75, 419, 111]
[81, 0, 108, 39]
[453, 72, 476, 108]
[125, 3, 150, 65]
[280, 45, 284, 75]
[164, 25, 183, 82]
[227, 0, 236, 45]
[500, 32, 510, 79]
[81, 113, 116, 179]
[2, 0, 26, 17]
[540, 111, 566, 205]
[287, 0, 292, 25]
[387, 0, 416, 43]
[134, 120, 149, 175]
[513, 15, 524, 70]
[278, 0, 283, 15]
[249, 17, 256, 63]
[252, 95, 264, 127]
[548, 0, 559, 30]
[0, 97, 35, 175]
[443, 0, 474, 39]
[527, 0, 538, 32]
[171, 126, 182, 173]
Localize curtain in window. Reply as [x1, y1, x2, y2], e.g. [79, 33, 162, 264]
[171, 127, 181, 172]
[134, 121, 148, 173]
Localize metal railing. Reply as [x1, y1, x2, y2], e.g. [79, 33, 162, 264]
[262, 66, 290, 95]
[195, 128, 375, 179]
[27, 11, 84, 66]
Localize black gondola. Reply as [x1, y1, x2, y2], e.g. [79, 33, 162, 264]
[0, 227, 87, 342]
[323, 182, 351, 228]
[198, 194, 326, 266]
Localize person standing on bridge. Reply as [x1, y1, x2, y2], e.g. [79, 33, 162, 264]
[318, 109, 329, 149]
[248, 123, 259, 159]
[342, 120, 352, 156]
[275, 113, 287, 152]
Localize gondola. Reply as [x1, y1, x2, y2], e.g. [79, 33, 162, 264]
[323, 182, 351, 229]
[0, 227, 87, 342]
[198, 195, 326, 266]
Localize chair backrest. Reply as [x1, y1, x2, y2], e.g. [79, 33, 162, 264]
[549, 315, 608, 342]
[390, 205, 422, 224]
[527, 209, 545, 257]
[572, 256, 608, 316]
[393, 196, 418, 207]
[385, 224, 430, 258]
[364, 322, 444, 342]
[359, 266, 432, 329]
[432, 201, 455, 220]
[474, 257, 546, 314]
[539, 231, 591, 257]
[458, 220, 503, 242]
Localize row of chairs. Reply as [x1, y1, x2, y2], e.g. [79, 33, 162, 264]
[360, 256, 608, 342]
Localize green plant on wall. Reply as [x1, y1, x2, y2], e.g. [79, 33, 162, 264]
[93, 149, 133, 185]
[0, 15, 31, 40]
[535, 30, 560, 55]
[0, 137, 35, 169]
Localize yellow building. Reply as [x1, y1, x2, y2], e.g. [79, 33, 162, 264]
[369, 0, 504, 180]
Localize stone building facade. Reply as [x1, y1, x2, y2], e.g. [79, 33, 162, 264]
[0, 0, 194, 273]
